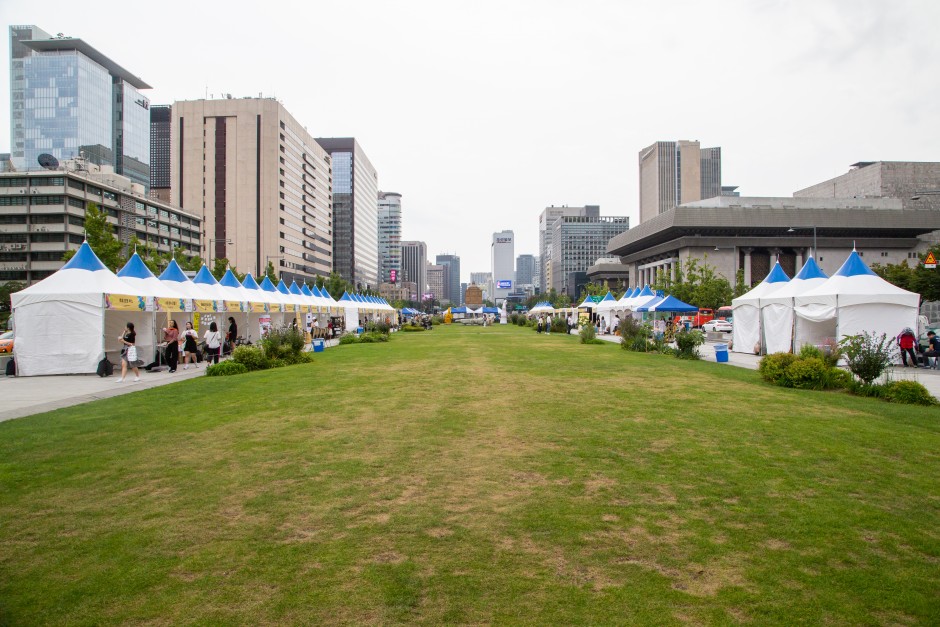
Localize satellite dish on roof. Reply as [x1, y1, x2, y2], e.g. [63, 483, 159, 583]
[38, 154, 59, 170]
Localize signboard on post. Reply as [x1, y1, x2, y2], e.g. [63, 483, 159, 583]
[925, 252, 937, 269]
[497, 280, 512, 290]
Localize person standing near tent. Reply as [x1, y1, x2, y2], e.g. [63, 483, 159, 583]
[226, 317, 238, 354]
[181, 321, 199, 369]
[203, 322, 222, 365]
[163, 320, 180, 373]
[922, 330, 940, 369]
[897, 327, 919, 368]
[116, 322, 140, 383]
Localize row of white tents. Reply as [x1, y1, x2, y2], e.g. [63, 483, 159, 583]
[732, 250, 920, 354]
[10, 242, 396, 376]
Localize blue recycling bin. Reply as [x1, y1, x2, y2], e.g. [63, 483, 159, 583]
[714, 343, 729, 363]
[313, 339, 325, 353]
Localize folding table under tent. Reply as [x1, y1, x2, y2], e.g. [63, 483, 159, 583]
[793, 250, 920, 351]
[759, 257, 829, 354]
[731, 262, 790, 354]
[11, 242, 147, 376]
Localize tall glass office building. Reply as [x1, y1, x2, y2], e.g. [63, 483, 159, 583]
[377, 191, 402, 284]
[9, 26, 152, 190]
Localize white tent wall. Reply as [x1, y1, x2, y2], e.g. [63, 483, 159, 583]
[761, 303, 795, 354]
[345, 307, 360, 331]
[15, 299, 104, 376]
[837, 303, 918, 346]
[732, 305, 760, 354]
[105, 311, 155, 366]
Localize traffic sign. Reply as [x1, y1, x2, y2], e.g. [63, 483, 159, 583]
[925, 252, 937, 269]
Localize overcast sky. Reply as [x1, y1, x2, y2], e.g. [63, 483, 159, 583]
[3, 0, 939, 283]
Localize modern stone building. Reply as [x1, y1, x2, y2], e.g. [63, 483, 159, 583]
[515, 253, 537, 287]
[638, 140, 721, 224]
[435, 254, 461, 305]
[794, 161, 940, 212]
[315, 137, 378, 290]
[171, 98, 333, 285]
[9, 25, 152, 190]
[607, 196, 940, 289]
[377, 191, 402, 285]
[149, 105, 172, 203]
[0, 165, 201, 283]
[538, 205, 597, 293]
[548, 214, 630, 294]
[401, 240, 427, 300]
[491, 230, 515, 305]
[427, 263, 445, 303]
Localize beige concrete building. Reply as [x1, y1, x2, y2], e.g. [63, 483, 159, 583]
[639, 140, 722, 224]
[427, 263, 445, 302]
[538, 204, 597, 293]
[171, 98, 332, 284]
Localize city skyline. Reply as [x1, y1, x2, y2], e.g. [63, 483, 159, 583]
[1, 1, 938, 283]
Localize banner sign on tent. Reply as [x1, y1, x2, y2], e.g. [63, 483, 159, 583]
[283, 304, 295, 313]
[105, 293, 146, 311]
[156, 297, 186, 313]
[194, 299, 218, 313]
[225, 300, 244, 313]
[249, 301, 268, 313]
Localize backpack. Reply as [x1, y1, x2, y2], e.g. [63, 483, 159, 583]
[96, 358, 113, 377]
[5, 358, 15, 376]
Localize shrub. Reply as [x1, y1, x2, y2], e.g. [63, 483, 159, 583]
[431, 316, 444, 325]
[785, 357, 829, 390]
[300, 351, 316, 364]
[800, 341, 841, 369]
[339, 334, 360, 344]
[840, 332, 896, 385]
[759, 352, 800, 386]
[260, 327, 305, 361]
[849, 381, 889, 399]
[618, 317, 645, 341]
[551, 317, 568, 334]
[822, 368, 854, 390]
[624, 335, 650, 352]
[400, 326, 425, 333]
[232, 345, 269, 371]
[205, 361, 249, 377]
[579, 322, 596, 344]
[516, 316, 527, 326]
[268, 358, 286, 369]
[883, 380, 938, 406]
[365, 321, 391, 335]
[674, 329, 705, 360]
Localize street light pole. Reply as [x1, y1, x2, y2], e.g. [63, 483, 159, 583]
[208, 237, 232, 276]
[788, 226, 817, 259]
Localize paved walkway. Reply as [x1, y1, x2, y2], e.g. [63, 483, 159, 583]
[597, 331, 940, 399]
[0, 340, 340, 424]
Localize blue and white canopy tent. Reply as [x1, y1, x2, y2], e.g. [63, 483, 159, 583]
[731, 262, 791, 354]
[11, 242, 147, 376]
[760, 257, 829, 354]
[117, 253, 187, 311]
[159, 259, 218, 312]
[793, 250, 920, 351]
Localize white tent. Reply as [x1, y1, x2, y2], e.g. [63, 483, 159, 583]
[793, 250, 920, 350]
[760, 257, 829, 354]
[731, 262, 790, 354]
[11, 242, 145, 376]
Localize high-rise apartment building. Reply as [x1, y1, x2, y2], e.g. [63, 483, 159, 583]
[516, 253, 537, 287]
[638, 140, 721, 224]
[491, 230, 514, 305]
[9, 26, 152, 190]
[172, 98, 333, 284]
[539, 205, 599, 293]
[549, 215, 630, 294]
[427, 263, 445, 302]
[149, 105, 171, 202]
[377, 191, 402, 284]
[435, 253, 461, 305]
[401, 240, 427, 300]
[315, 137, 378, 289]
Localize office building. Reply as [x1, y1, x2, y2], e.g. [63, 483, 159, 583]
[401, 240, 427, 300]
[491, 230, 514, 305]
[794, 161, 940, 210]
[460, 282, 468, 305]
[10, 25, 152, 190]
[548, 214, 630, 294]
[172, 98, 332, 284]
[315, 137, 378, 289]
[638, 140, 721, 224]
[427, 263, 445, 303]
[149, 105, 172, 203]
[0, 165, 201, 284]
[516, 254, 537, 287]
[539, 205, 598, 293]
[435, 253, 460, 305]
[377, 191, 402, 285]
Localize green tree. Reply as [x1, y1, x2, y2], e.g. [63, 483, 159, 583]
[0, 280, 25, 314]
[263, 261, 278, 284]
[211, 258, 246, 282]
[653, 254, 733, 310]
[61, 203, 124, 271]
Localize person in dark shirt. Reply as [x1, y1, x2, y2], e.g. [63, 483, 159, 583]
[922, 330, 940, 369]
[226, 317, 238, 355]
[117, 322, 140, 383]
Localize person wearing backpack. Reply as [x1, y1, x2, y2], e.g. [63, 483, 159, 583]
[897, 327, 919, 368]
[203, 322, 223, 364]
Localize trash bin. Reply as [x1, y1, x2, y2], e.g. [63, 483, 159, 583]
[714, 343, 729, 363]
[313, 339, 325, 353]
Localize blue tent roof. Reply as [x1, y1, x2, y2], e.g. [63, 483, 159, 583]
[636, 285, 655, 298]
[764, 262, 791, 283]
[338, 291, 354, 302]
[277, 280, 290, 294]
[301, 284, 313, 296]
[482, 306, 499, 313]
[794, 256, 828, 281]
[159, 259, 190, 282]
[219, 269, 243, 288]
[193, 265, 220, 285]
[61, 241, 107, 272]
[289, 281, 303, 295]
[259, 276, 278, 292]
[321, 288, 333, 300]
[451, 306, 468, 314]
[834, 250, 877, 277]
[647, 294, 698, 313]
[636, 295, 664, 312]
[242, 273, 262, 290]
[600, 291, 616, 302]
[117, 253, 156, 279]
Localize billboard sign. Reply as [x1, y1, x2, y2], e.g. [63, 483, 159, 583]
[497, 280, 512, 289]
[390, 269, 397, 284]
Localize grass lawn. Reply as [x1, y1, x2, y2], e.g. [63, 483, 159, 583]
[1, 324, 939, 625]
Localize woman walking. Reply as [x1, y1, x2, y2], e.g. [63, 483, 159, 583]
[203, 322, 223, 364]
[117, 322, 140, 383]
[226, 317, 238, 355]
[163, 320, 180, 373]
[181, 321, 200, 369]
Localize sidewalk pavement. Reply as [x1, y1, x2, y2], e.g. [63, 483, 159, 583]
[597, 331, 940, 400]
[0, 339, 340, 424]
